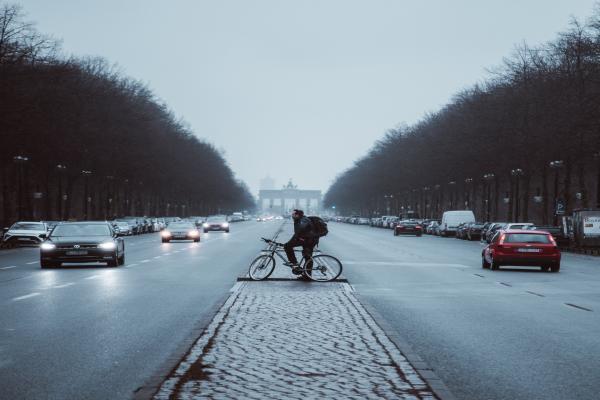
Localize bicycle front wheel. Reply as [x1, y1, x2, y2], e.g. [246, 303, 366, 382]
[248, 254, 276, 281]
[304, 254, 343, 282]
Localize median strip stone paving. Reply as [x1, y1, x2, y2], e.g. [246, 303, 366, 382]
[153, 274, 438, 399]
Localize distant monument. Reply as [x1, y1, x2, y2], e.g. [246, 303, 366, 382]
[259, 175, 276, 190]
[258, 179, 321, 215]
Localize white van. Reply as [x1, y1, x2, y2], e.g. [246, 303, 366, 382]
[440, 210, 475, 237]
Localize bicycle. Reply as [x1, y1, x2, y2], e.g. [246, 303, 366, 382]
[248, 237, 343, 282]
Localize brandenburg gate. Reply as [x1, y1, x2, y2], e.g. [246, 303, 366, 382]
[258, 180, 321, 215]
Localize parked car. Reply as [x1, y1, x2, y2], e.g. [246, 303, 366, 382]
[455, 223, 469, 239]
[358, 217, 370, 225]
[482, 229, 561, 272]
[466, 222, 486, 241]
[439, 211, 475, 237]
[484, 223, 508, 243]
[161, 221, 200, 243]
[40, 221, 125, 268]
[426, 221, 440, 235]
[112, 221, 133, 236]
[504, 222, 534, 230]
[394, 221, 423, 236]
[2, 221, 48, 247]
[203, 215, 230, 233]
[526, 225, 570, 247]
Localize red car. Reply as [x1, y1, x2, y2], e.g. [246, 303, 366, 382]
[482, 229, 561, 272]
[394, 221, 423, 236]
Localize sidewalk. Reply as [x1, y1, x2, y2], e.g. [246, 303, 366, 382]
[151, 271, 444, 399]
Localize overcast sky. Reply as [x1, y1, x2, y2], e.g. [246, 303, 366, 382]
[15, 0, 599, 195]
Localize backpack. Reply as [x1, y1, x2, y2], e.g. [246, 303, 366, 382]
[308, 216, 328, 237]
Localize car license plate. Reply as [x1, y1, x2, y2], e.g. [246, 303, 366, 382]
[18, 238, 30, 241]
[517, 248, 541, 253]
[66, 250, 88, 255]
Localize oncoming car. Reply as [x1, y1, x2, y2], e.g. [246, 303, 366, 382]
[2, 221, 48, 247]
[39, 221, 125, 268]
[203, 215, 230, 233]
[482, 229, 561, 272]
[161, 222, 200, 243]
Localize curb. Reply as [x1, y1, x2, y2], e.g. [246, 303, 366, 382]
[132, 290, 236, 400]
[352, 291, 457, 400]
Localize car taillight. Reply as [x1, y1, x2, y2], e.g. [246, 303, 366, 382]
[548, 235, 557, 246]
[499, 233, 506, 244]
[398, 225, 404, 228]
[416, 225, 422, 229]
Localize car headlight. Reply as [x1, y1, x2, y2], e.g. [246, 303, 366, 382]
[161, 231, 172, 237]
[222, 223, 229, 227]
[99, 242, 116, 250]
[189, 230, 199, 236]
[203, 223, 209, 228]
[40, 242, 56, 250]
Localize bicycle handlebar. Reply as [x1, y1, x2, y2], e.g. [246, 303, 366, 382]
[261, 237, 284, 247]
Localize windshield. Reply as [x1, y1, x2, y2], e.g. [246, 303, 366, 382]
[51, 224, 112, 237]
[207, 216, 226, 222]
[11, 222, 45, 231]
[504, 234, 551, 244]
[168, 223, 194, 229]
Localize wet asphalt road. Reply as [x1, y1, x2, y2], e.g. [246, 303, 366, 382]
[321, 222, 600, 400]
[2, 220, 600, 400]
[0, 221, 281, 400]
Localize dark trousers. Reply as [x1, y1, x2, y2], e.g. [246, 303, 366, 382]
[284, 237, 316, 266]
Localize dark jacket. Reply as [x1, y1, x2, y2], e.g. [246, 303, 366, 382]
[293, 216, 315, 240]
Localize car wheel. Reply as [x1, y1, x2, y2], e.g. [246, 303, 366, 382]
[490, 258, 500, 270]
[393, 230, 398, 236]
[417, 233, 422, 237]
[107, 256, 118, 267]
[203, 229, 208, 233]
[482, 257, 490, 269]
[550, 263, 560, 273]
[541, 265, 550, 272]
[118, 253, 125, 266]
[162, 239, 170, 243]
[194, 238, 200, 242]
[226, 230, 230, 233]
[41, 260, 56, 269]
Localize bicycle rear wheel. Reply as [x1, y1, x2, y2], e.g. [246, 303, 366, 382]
[248, 254, 276, 281]
[304, 254, 343, 282]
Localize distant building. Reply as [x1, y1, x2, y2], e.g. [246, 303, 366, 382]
[259, 175, 276, 191]
[258, 179, 321, 215]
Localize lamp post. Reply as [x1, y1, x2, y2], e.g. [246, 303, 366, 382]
[423, 187, 430, 218]
[483, 173, 495, 221]
[384, 194, 394, 215]
[434, 184, 441, 216]
[105, 175, 114, 219]
[549, 160, 564, 225]
[448, 181, 456, 209]
[56, 164, 67, 220]
[511, 168, 524, 222]
[594, 152, 600, 208]
[464, 178, 473, 209]
[81, 170, 92, 219]
[13, 155, 30, 220]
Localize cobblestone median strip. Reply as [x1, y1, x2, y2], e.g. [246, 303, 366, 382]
[153, 282, 439, 399]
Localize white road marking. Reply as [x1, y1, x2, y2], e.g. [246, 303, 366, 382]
[12, 292, 41, 301]
[141, 260, 150, 263]
[230, 282, 244, 293]
[164, 253, 171, 256]
[84, 275, 101, 280]
[153, 256, 161, 259]
[52, 282, 75, 289]
[26, 261, 38, 265]
[0, 266, 17, 270]
[125, 263, 138, 268]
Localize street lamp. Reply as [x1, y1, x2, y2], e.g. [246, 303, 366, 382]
[511, 168, 524, 222]
[549, 160, 564, 225]
[384, 194, 394, 215]
[483, 173, 495, 221]
[464, 178, 473, 209]
[13, 155, 30, 220]
[448, 181, 456, 209]
[56, 164, 67, 220]
[81, 170, 92, 219]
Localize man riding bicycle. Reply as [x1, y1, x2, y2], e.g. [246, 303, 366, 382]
[284, 209, 318, 276]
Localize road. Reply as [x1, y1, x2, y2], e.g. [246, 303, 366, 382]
[321, 222, 600, 400]
[0, 221, 281, 400]
[2, 220, 599, 400]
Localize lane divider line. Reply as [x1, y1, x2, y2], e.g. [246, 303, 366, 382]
[12, 292, 41, 301]
[526, 291, 544, 297]
[26, 261, 38, 265]
[141, 260, 150, 263]
[52, 282, 76, 289]
[565, 303, 593, 312]
[1, 266, 17, 270]
[125, 263, 138, 268]
[84, 275, 101, 280]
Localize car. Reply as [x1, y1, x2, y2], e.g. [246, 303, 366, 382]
[358, 217, 370, 225]
[112, 221, 133, 236]
[455, 223, 469, 239]
[2, 221, 48, 247]
[39, 221, 125, 268]
[482, 229, 561, 272]
[484, 222, 507, 243]
[426, 220, 440, 235]
[161, 221, 200, 243]
[504, 222, 534, 230]
[393, 221, 423, 236]
[439, 210, 475, 237]
[203, 215, 230, 233]
[526, 225, 570, 246]
[466, 222, 486, 241]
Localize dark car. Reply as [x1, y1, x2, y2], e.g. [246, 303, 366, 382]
[393, 221, 423, 236]
[203, 215, 230, 233]
[40, 221, 125, 268]
[161, 222, 200, 243]
[455, 223, 469, 239]
[466, 222, 486, 241]
[484, 222, 507, 243]
[482, 229, 561, 272]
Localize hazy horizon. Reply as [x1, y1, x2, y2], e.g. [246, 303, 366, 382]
[14, 0, 599, 195]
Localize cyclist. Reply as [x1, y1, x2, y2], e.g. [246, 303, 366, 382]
[284, 209, 318, 276]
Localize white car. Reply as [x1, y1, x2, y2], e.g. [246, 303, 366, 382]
[2, 221, 48, 247]
[439, 211, 476, 237]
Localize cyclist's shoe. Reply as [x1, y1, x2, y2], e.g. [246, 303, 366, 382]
[284, 261, 298, 267]
[291, 266, 303, 275]
[296, 274, 311, 281]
